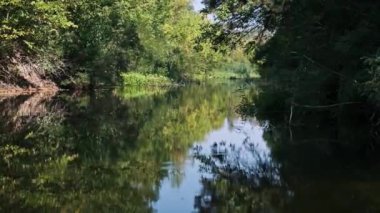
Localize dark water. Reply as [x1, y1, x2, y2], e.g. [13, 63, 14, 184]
[0, 83, 380, 212]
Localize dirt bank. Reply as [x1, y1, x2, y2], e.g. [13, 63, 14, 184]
[0, 52, 60, 95]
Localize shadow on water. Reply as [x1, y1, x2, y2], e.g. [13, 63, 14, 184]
[1, 82, 380, 212]
[192, 82, 380, 213]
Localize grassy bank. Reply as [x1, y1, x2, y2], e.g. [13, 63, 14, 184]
[191, 71, 259, 81]
[121, 60, 260, 88]
[191, 61, 260, 81]
[114, 86, 169, 99]
[121, 72, 173, 86]
[118, 72, 174, 99]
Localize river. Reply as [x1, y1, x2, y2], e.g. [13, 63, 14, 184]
[0, 82, 379, 212]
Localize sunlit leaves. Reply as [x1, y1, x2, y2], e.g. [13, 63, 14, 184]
[0, 0, 74, 47]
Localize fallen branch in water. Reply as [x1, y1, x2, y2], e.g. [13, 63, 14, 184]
[288, 101, 361, 124]
[292, 101, 361, 109]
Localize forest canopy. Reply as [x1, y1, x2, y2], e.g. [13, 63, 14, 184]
[202, 0, 380, 106]
[0, 0, 237, 89]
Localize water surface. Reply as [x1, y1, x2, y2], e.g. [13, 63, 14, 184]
[0, 83, 379, 212]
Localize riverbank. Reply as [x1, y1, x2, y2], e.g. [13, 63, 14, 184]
[0, 69, 256, 96]
[0, 86, 59, 96]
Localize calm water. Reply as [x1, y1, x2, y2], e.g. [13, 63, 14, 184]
[0, 83, 380, 212]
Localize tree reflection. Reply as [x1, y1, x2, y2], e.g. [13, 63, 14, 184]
[193, 138, 289, 212]
[190, 82, 380, 212]
[0, 83, 241, 211]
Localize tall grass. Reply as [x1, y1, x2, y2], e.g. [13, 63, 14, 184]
[114, 86, 168, 99]
[121, 72, 172, 86]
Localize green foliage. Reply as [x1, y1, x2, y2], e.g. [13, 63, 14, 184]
[0, 0, 74, 38]
[218, 48, 259, 78]
[192, 69, 258, 81]
[0, 0, 75, 86]
[121, 72, 172, 86]
[128, 0, 225, 81]
[114, 86, 169, 99]
[361, 50, 380, 103]
[66, 0, 233, 85]
[0, 0, 74, 53]
[1, 0, 230, 88]
[204, 0, 380, 109]
[60, 72, 91, 88]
